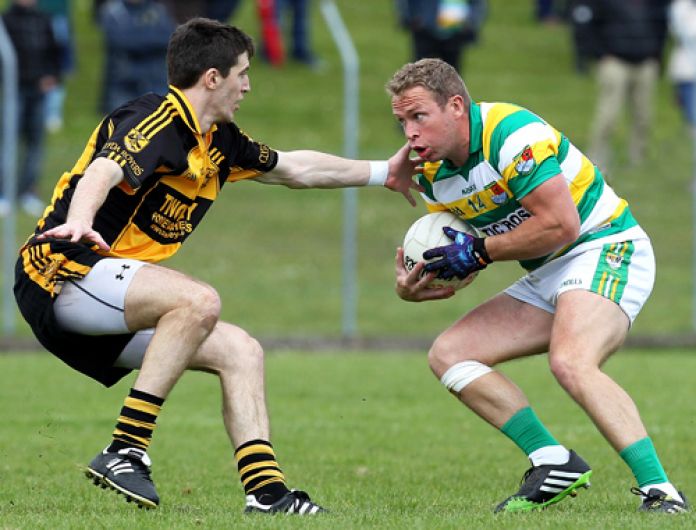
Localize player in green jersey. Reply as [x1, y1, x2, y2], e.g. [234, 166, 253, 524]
[388, 58, 688, 514]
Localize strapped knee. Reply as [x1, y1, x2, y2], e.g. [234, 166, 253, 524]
[440, 361, 493, 393]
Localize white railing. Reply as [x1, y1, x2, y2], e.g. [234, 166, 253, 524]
[320, 0, 360, 338]
[0, 18, 18, 335]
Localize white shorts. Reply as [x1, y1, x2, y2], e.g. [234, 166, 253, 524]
[53, 258, 154, 368]
[505, 238, 655, 324]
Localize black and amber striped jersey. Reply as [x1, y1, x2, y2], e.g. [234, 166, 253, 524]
[34, 86, 278, 264]
[14, 86, 280, 386]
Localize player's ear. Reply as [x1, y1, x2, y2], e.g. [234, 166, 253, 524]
[449, 95, 466, 117]
[203, 68, 221, 89]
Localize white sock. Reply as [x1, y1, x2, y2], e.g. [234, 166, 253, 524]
[528, 445, 571, 466]
[639, 482, 683, 503]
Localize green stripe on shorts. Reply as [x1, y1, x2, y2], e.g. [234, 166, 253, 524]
[590, 242, 634, 303]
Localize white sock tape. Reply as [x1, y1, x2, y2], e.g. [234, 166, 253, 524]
[440, 361, 493, 393]
[367, 160, 388, 186]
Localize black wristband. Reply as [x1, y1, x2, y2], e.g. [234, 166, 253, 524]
[473, 237, 492, 264]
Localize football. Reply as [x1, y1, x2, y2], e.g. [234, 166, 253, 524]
[402, 211, 481, 290]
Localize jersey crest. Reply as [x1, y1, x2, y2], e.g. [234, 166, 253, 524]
[124, 128, 150, 153]
[605, 251, 624, 270]
[514, 145, 536, 175]
[185, 146, 220, 183]
[487, 182, 509, 205]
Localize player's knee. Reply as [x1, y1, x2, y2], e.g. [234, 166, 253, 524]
[187, 284, 221, 331]
[239, 333, 264, 366]
[548, 355, 589, 393]
[428, 331, 493, 392]
[205, 326, 265, 375]
[428, 332, 468, 379]
[224, 326, 264, 366]
[427, 331, 470, 377]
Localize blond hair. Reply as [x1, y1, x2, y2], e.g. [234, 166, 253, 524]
[386, 58, 471, 108]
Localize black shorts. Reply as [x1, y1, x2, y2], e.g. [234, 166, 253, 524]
[14, 239, 134, 387]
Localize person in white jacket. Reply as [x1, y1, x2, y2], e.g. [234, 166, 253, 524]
[667, 0, 696, 125]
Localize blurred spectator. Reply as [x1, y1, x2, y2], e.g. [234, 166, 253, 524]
[156, 0, 239, 23]
[0, 0, 60, 217]
[38, 0, 74, 133]
[567, 1, 598, 75]
[276, 0, 319, 67]
[257, 0, 285, 66]
[534, 0, 563, 24]
[667, 0, 696, 126]
[97, 0, 176, 114]
[93, 0, 108, 18]
[395, 0, 487, 73]
[247, 0, 318, 68]
[205, 0, 240, 22]
[584, 0, 669, 171]
[157, 0, 205, 22]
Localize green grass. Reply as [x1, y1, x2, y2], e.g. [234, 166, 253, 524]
[0, 0, 694, 340]
[2, 3, 694, 528]
[0, 350, 694, 528]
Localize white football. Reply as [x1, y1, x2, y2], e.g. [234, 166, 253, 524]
[402, 211, 481, 290]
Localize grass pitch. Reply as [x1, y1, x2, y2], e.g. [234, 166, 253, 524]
[1, 2, 694, 525]
[2, 0, 695, 339]
[1, 349, 694, 529]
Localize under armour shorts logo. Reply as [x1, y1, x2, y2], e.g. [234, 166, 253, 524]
[115, 264, 131, 280]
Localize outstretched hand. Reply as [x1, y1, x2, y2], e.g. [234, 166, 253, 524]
[423, 226, 490, 280]
[394, 247, 456, 302]
[385, 143, 425, 206]
[37, 220, 111, 251]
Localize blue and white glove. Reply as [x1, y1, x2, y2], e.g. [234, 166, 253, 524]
[423, 226, 492, 280]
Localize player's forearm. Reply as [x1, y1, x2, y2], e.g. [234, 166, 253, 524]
[263, 150, 375, 188]
[67, 158, 123, 225]
[484, 216, 578, 262]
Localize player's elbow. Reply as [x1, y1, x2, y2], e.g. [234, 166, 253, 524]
[559, 217, 580, 245]
[271, 150, 315, 189]
[550, 210, 580, 247]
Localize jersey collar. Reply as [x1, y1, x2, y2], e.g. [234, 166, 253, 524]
[166, 86, 218, 136]
[468, 101, 483, 154]
[439, 101, 482, 177]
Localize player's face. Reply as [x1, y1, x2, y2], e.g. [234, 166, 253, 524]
[214, 52, 251, 122]
[392, 86, 469, 165]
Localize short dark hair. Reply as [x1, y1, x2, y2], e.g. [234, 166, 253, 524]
[167, 18, 255, 89]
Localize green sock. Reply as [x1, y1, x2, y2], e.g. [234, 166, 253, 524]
[501, 406, 560, 456]
[619, 437, 668, 488]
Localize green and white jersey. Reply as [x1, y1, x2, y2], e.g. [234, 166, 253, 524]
[419, 102, 647, 271]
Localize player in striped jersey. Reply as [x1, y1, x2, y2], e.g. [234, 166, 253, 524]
[388, 58, 688, 514]
[13, 18, 419, 514]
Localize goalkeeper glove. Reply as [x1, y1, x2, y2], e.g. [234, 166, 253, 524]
[423, 226, 492, 280]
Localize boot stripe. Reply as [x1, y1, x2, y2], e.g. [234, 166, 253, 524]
[546, 478, 574, 487]
[549, 470, 582, 478]
[540, 485, 565, 493]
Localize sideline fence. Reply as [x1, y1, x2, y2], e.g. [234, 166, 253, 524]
[0, 18, 18, 335]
